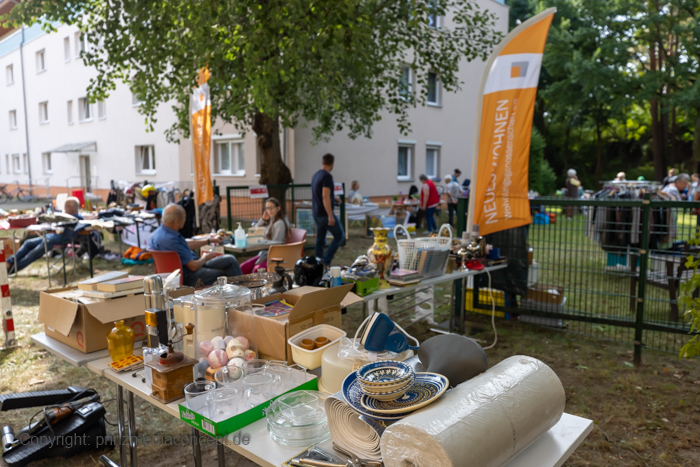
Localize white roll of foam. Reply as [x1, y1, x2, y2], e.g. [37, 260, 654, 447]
[380, 355, 565, 467]
[324, 392, 396, 461]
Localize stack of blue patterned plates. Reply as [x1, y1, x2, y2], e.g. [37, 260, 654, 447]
[356, 361, 415, 401]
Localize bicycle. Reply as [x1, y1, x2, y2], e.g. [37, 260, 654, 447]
[0, 181, 38, 204]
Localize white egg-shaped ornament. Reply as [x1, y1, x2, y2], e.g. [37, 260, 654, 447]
[235, 336, 250, 350]
[230, 357, 245, 369]
[229, 348, 244, 359]
[211, 336, 225, 350]
[225, 361, 244, 379]
[208, 349, 228, 369]
[225, 339, 245, 359]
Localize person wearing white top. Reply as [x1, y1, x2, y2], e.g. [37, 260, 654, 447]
[443, 174, 462, 227]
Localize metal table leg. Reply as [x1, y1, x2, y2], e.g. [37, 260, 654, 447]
[116, 385, 128, 467]
[135, 221, 142, 249]
[191, 427, 202, 467]
[217, 439, 226, 467]
[127, 390, 138, 467]
[42, 232, 51, 288]
[87, 231, 94, 278]
[11, 231, 17, 278]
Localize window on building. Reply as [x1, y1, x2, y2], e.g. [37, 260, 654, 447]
[78, 97, 92, 121]
[97, 101, 106, 119]
[135, 145, 156, 174]
[214, 141, 245, 175]
[426, 147, 439, 179]
[6, 64, 13, 85]
[36, 49, 45, 73]
[39, 101, 49, 124]
[427, 73, 440, 105]
[12, 154, 20, 174]
[428, 0, 440, 28]
[64, 37, 71, 61]
[399, 66, 412, 100]
[9, 110, 17, 130]
[398, 146, 413, 181]
[22, 154, 28, 174]
[74, 32, 87, 57]
[43, 153, 53, 174]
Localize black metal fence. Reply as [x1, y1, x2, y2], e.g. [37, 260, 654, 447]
[458, 195, 699, 363]
[224, 183, 345, 244]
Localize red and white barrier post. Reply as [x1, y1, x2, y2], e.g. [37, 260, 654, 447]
[0, 241, 17, 349]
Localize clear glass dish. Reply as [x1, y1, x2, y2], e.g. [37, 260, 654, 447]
[265, 390, 330, 447]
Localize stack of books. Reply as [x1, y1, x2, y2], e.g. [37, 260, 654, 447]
[387, 269, 423, 287]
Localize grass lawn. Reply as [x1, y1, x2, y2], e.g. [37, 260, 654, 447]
[0, 218, 698, 466]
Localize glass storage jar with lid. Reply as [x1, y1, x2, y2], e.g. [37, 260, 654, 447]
[192, 277, 255, 359]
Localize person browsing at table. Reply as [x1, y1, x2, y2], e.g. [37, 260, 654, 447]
[419, 174, 440, 234]
[312, 153, 344, 266]
[6, 196, 83, 274]
[239, 198, 290, 273]
[148, 204, 242, 286]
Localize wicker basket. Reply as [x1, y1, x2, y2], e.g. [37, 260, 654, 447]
[393, 224, 452, 278]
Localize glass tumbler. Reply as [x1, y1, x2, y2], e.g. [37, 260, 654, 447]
[208, 388, 240, 421]
[184, 381, 216, 418]
[242, 373, 273, 410]
[264, 362, 291, 395]
[215, 364, 246, 388]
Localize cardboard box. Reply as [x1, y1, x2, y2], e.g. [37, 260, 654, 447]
[251, 285, 362, 363]
[39, 287, 147, 353]
[178, 376, 318, 437]
[525, 284, 565, 305]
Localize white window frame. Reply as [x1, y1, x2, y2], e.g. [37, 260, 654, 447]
[63, 37, 71, 62]
[428, 0, 441, 29]
[36, 49, 46, 73]
[398, 145, 413, 181]
[74, 32, 87, 57]
[6, 64, 13, 85]
[38, 101, 49, 124]
[399, 66, 412, 100]
[97, 100, 106, 120]
[22, 154, 28, 175]
[427, 72, 441, 106]
[214, 140, 245, 176]
[67, 100, 73, 125]
[43, 152, 53, 174]
[9, 110, 17, 130]
[5, 155, 9, 174]
[12, 154, 21, 174]
[135, 145, 156, 175]
[78, 97, 92, 122]
[425, 146, 440, 179]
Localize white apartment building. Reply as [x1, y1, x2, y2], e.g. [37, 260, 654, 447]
[0, 0, 508, 200]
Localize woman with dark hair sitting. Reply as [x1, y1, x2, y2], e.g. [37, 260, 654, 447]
[240, 197, 290, 273]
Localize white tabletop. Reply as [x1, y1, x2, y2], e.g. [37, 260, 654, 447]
[31, 332, 142, 368]
[223, 241, 283, 254]
[362, 263, 508, 301]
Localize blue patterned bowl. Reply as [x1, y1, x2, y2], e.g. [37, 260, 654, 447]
[360, 372, 449, 414]
[359, 374, 416, 397]
[356, 361, 413, 386]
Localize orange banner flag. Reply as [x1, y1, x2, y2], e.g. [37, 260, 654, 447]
[467, 8, 556, 237]
[191, 68, 213, 205]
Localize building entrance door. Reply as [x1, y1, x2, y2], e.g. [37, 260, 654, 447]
[79, 155, 92, 193]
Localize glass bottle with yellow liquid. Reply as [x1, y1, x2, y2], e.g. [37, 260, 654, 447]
[107, 320, 134, 362]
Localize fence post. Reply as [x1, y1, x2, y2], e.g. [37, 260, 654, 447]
[226, 186, 233, 231]
[456, 197, 468, 238]
[634, 194, 652, 366]
[340, 183, 346, 246]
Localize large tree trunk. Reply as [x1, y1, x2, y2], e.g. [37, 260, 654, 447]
[651, 97, 665, 181]
[252, 111, 293, 215]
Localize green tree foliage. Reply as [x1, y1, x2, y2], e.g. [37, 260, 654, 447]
[528, 127, 557, 195]
[3, 0, 501, 187]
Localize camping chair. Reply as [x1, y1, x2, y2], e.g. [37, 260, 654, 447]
[150, 250, 183, 285]
[267, 241, 305, 271]
[288, 228, 307, 244]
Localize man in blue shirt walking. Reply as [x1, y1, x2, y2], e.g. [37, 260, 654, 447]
[149, 204, 241, 286]
[311, 153, 344, 266]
